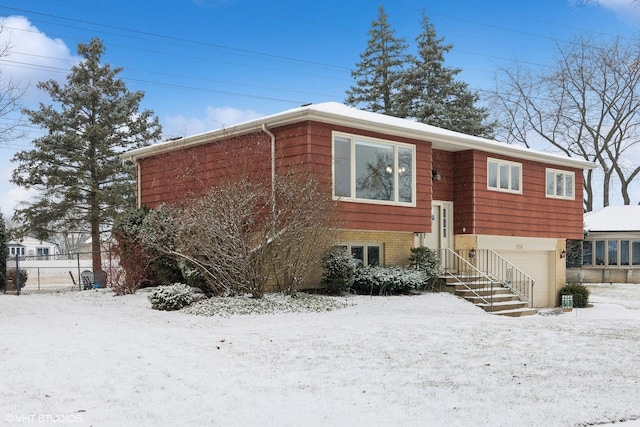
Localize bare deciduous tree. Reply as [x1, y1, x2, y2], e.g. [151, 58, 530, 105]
[490, 35, 640, 211]
[0, 24, 26, 144]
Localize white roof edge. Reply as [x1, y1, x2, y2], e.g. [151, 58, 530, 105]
[584, 205, 640, 232]
[121, 102, 596, 170]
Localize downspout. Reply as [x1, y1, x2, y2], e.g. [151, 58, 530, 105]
[136, 162, 142, 209]
[261, 123, 276, 216]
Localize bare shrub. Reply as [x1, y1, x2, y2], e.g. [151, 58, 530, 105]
[111, 208, 155, 295]
[141, 170, 338, 298]
[268, 172, 338, 296]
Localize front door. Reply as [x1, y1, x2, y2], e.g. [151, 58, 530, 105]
[415, 201, 452, 250]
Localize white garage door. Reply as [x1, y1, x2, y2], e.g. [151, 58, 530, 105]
[497, 251, 552, 308]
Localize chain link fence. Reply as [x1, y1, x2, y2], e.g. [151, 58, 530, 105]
[4, 250, 121, 294]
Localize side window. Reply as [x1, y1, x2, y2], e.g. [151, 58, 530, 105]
[487, 158, 522, 193]
[633, 241, 640, 266]
[608, 240, 619, 266]
[582, 241, 592, 266]
[546, 169, 575, 199]
[595, 240, 605, 265]
[621, 240, 630, 266]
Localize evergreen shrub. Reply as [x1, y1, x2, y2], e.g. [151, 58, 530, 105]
[408, 246, 441, 291]
[148, 283, 202, 311]
[559, 283, 590, 308]
[321, 247, 358, 294]
[351, 266, 427, 295]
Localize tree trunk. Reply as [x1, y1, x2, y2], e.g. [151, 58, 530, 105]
[90, 181, 104, 286]
[602, 168, 612, 208]
[583, 169, 593, 212]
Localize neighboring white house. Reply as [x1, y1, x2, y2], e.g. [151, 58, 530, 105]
[6, 236, 61, 259]
[567, 205, 640, 283]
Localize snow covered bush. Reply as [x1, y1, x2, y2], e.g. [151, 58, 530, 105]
[351, 266, 427, 295]
[321, 247, 358, 294]
[185, 292, 351, 316]
[559, 283, 590, 308]
[148, 283, 202, 311]
[408, 246, 441, 291]
[6, 268, 28, 289]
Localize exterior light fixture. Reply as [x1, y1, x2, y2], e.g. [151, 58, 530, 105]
[560, 250, 566, 259]
[432, 170, 442, 182]
[469, 248, 476, 258]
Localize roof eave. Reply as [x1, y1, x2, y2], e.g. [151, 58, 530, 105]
[120, 106, 596, 171]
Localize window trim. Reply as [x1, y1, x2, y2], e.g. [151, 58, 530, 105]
[487, 158, 522, 194]
[336, 243, 383, 267]
[582, 238, 640, 267]
[546, 168, 575, 200]
[332, 131, 416, 207]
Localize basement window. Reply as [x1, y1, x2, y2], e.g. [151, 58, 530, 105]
[336, 243, 382, 267]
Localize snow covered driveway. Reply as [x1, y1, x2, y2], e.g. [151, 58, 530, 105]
[1, 286, 639, 427]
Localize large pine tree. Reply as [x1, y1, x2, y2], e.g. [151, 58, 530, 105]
[345, 5, 409, 116]
[400, 12, 494, 137]
[11, 38, 162, 279]
[347, 9, 494, 138]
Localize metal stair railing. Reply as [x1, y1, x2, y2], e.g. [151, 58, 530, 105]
[435, 248, 500, 307]
[473, 249, 535, 308]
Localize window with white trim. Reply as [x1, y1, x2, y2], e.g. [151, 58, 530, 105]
[546, 169, 575, 199]
[333, 133, 415, 205]
[8, 247, 25, 256]
[487, 158, 521, 193]
[336, 243, 382, 266]
[582, 238, 640, 266]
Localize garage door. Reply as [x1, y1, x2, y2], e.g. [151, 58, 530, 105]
[497, 251, 552, 308]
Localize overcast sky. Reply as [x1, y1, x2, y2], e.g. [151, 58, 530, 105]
[1, 0, 639, 218]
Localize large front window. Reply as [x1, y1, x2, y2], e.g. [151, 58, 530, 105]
[333, 133, 415, 205]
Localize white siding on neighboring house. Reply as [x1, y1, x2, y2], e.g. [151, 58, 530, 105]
[6, 236, 60, 258]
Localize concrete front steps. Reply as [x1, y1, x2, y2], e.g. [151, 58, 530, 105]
[445, 276, 537, 317]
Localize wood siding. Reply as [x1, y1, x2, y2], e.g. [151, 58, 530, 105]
[136, 120, 584, 240]
[137, 121, 433, 233]
[431, 149, 455, 202]
[138, 132, 273, 207]
[453, 150, 584, 239]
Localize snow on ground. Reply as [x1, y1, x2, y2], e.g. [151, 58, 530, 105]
[1, 285, 640, 427]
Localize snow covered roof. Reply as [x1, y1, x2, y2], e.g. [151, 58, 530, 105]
[584, 205, 640, 232]
[121, 102, 595, 170]
[7, 236, 57, 247]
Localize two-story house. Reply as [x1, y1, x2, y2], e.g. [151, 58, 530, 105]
[121, 102, 594, 308]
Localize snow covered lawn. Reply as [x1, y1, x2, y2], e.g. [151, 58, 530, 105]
[1, 285, 639, 427]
